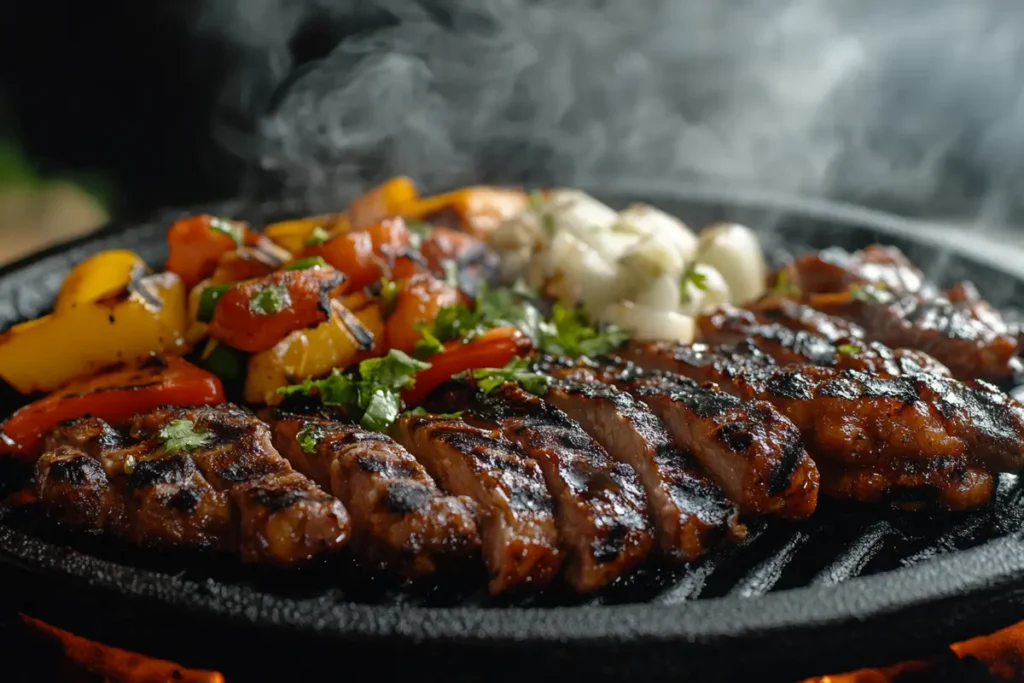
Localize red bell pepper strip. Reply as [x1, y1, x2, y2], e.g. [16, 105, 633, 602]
[0, 356, 225, 461]
[401, 326, 533, 406]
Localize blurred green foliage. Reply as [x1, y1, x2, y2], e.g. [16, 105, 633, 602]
[0, 137, 115, 210]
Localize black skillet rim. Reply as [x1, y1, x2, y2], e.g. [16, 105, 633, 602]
[4, 182, 1024, 675]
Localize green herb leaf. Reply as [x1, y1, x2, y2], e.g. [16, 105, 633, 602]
[769, 269, 802, 298]
[209, 217, 244, 246]
[159, 419, 212, 454]
[413, 324, 445, 359]
[406, 220, 432, 250]
[303, 226, 330, 247]
[836, 343, 862, 355]
[196, 283, 234, 323]
[379, 277, 400, 317]
[679, 265, 709, 305]
[249, 282, 292, 315]
[849, 282, 892, 304]
[276, 350, 432, 432]
[443, 261, 460, 289]
[296, 424, 322, 454]
[538, 303, 630, 357]
[400, 406, 463, 419]
[475, 282, 544, 343]
[284, 256, 327, 270]
[462, 357, 550, 396]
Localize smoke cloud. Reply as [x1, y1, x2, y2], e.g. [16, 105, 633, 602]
[192, 0, 1024, 224]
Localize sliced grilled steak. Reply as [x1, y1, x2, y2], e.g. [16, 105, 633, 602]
[391, 414, 561, 593]
[620, 342, 1024, 499]
[805, 287, 1021, 383]
[537, 355, 818, 520]
[817, 459, 996, 512]
[36, 406, 349, 566]
[542, 379, 744, 560]
[700, 301, 865, 345]
[699, 309, 952, 378]
[270, 413, 481, 578]
[773, 244, 936, 297]
[427, 382, 654, 592]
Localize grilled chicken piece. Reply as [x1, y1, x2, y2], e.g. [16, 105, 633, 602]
[541, 378, 745, 560]
[270, 413, 481, 578]
[805, 287, 1021, 383]
[773, 244, 936, 297]
[536, 355, 818, 521]
[391, 414, 561, 593]
[620, 342, 1024, 494]
[36, 406, 350, 566]
[426, 382, 654, 592]
[818, 460, 995, 512]
[699, 308, 952, 378]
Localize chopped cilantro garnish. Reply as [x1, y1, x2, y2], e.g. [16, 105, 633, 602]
[284, 256, 327, 270]
[249, 282, 292, 315]
[443, 261, 460, 289]
[401, 406, 464, 419]
[209, 217, 244, 246]
[458, 356, 550, 396]
[379, 277, 400, 316]
[538, 303, 629, 357]
[770, 269, 802, 298]
[413, 324, 446, 359]
[406, 220, 432, 250]
[679, 265, 710, 305]
[849, 282, 892, 304]
[159, 419, 212, 454]
[277, 350, 431, 432]
[296, 424, 322, 454]
[303, 226, 330, 247]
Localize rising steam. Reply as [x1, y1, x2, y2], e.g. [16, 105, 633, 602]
[193, 0, 1024, 224]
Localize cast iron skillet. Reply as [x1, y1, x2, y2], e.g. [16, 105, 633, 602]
[2, 183, 1024, 683]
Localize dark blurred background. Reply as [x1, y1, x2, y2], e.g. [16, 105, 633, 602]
[3, 0, 1024, 262]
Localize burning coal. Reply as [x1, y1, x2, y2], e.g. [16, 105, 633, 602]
[189, 0, 1024, 225]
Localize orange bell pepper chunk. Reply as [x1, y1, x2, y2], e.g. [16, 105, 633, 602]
[384, 273, 462, 355]
[349, 176, 419, 231]
[0, 356, 225, 460]
[165, 214, 258, 289]
[301, 217, 411, 292]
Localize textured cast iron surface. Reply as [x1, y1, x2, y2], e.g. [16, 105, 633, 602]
[2, 184, 1024, 682]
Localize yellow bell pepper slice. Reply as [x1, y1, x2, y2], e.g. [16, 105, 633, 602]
[54, 250, 151, 311]
[0, 271, 189, 394]
[349, 176, 419, 231]
[263, 214, 347, 254]
[244, 297, 384, 405]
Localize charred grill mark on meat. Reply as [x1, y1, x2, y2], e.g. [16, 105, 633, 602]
[35, 407, 350, 564]
[541, 377, 744, 560]
[537, 356, 818, 521]
[806, 289, 1021, 383]
[390, 414, 561, 593]
[270, 414, 481, 578]
[426, 382, 653, 593]
[817, 459, 995, 512]
[699, 306, 952, 378]
[619, 341, 1024, 510]
[701, 301, 865, 346]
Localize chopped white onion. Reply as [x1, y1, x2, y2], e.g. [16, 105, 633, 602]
[600, 301, 696, 343]
[696, 222, 767, 305]
[616, 203, 699, 263]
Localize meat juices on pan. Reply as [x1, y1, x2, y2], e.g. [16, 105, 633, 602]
[270, 413, 481, 578]
[427, 382, 654, 593]
[390, 414, 562, 593]
[536, 356, 819, 521]
[36, 406, 350, 566]
[541, 378, 745, 560]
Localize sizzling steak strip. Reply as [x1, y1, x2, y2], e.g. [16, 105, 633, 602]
[36, 406, 350, 566]
[542, 378, 745, 560]
[619, 341, 1024, 488]
[702, 300, 866, 344]
[773, 244, 936, 297]
[699, 308, 952, 378]
[270, 414, 481, 578]
[817, 459, 995, 512]
[391, 414, 561, 593]
[536, 356, 818, 521]
[426, 382, 654, 593]
[805, 289, 1021, 383]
